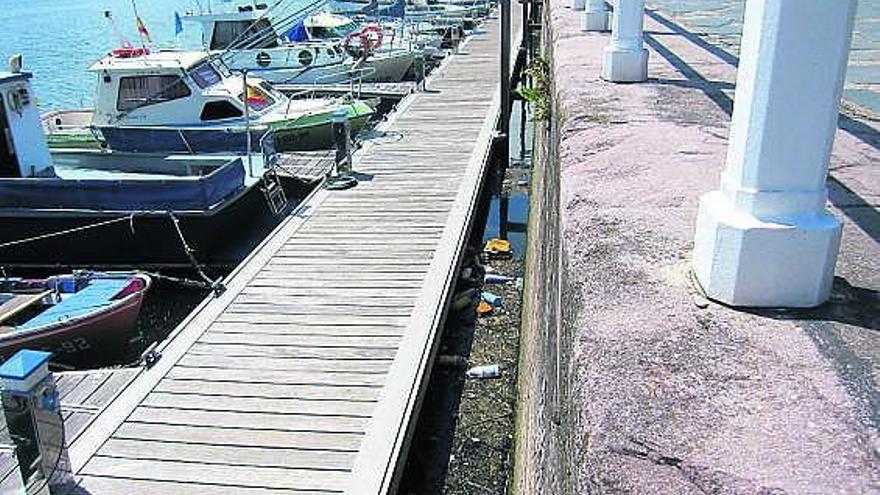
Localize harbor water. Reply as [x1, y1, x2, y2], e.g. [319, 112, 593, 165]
[2, 1, 878, 115]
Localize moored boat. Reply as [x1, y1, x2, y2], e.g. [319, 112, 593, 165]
[1, 61, 297, 268]
[183, 2, 415, 84]
[0, 272, 150, 363]
[43, 50, 374, 153]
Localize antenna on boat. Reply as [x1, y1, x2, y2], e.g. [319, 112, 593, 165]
[104, 10, 134, 49]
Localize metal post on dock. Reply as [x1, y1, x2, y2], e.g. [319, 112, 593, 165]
[602, 0, 648, 82]
[325, 109, 358, 190]
[498, 0, 511, 171]
[242, 69, 254, 172]
[414, 50, 426, 91]
[692, 0, 856, 308]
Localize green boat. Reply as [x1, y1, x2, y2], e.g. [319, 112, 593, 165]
[41, 51, 376, 154]
[270, 99, 374, 151]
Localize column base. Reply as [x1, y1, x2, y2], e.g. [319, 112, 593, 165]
[692, 191, 842, 308]
[602, 46, 649, 82]
[580, 11, 609, 32]
[571, 0, 586, 11]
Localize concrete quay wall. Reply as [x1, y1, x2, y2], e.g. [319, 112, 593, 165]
[515, 2, 880, 494]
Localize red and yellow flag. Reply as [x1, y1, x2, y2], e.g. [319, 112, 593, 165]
[136, 16, 151, 43]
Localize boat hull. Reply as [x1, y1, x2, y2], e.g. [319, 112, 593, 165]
[0, 178, 299, 269]
[0, 282, 147, 364]
[98, 102, 373, 153]
[270, 102, 374, 151]
[360, 50, 416, 83]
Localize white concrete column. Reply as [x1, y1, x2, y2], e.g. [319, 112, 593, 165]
[602, 0, 648, 82]
[581, 0, 609, 32]
[692, 0, 857, 308]
[571, 0, 586, 11]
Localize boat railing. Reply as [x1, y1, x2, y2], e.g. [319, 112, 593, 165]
[284, 66, 378, 106]
[259, 131, 278, 176]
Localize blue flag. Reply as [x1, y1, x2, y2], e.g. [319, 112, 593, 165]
[174, 11, 183, 35]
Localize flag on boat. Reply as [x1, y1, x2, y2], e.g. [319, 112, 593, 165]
[245, 85, 268, 105]
[174, 11, 183, 35]
[136, 16, 151, 43]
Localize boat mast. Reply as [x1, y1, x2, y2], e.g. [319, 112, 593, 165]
[243, 69, 253, 174]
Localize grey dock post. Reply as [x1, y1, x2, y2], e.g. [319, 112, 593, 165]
[499, 0, 512, 169]
[414, 50, 426, 91]
[325, 108, 358, 190]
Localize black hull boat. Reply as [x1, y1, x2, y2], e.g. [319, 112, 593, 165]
[0, 70, 298, 270]
[0, 149, 296, 269]
[0, 180, 279, 268]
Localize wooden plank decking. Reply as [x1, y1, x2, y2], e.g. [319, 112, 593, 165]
[0, 368, 138, 493]
[67, 11, 517, 495]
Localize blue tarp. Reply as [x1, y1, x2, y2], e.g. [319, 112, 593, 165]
[283, 20, 309, 42]
[0, 159, 245, 211]
[379, 0, 405, 18]
[20, 278, 129, 330]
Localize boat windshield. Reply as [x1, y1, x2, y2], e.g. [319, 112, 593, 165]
[189, 60, 225, 89]
[212, 19, 279, 50]
[239, 83, 276, 111]
[308, 21, 361, 39]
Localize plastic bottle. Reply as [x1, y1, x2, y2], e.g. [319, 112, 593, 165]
[465, 364, 501, 378]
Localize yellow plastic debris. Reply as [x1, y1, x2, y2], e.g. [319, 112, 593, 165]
[476, 300, 494, 315]
[483, 238, 512, 257]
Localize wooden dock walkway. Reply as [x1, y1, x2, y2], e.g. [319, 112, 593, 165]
[66, 11, 518, 495]
[0, 368, 138, 492]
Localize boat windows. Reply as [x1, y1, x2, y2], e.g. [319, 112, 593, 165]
[189, 61, 223, 89]
[239, 84, 275, 111]
[211, 19, 279, 50]
[308, 22, 360, 40]
[200, 100, 244, 121]
[116, 76, 192, 112]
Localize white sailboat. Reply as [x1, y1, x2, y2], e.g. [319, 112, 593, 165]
[184, 2, 414, 84]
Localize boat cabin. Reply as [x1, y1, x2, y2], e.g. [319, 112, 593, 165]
[183, 3, 349, 81]
[0, 70, 52, 178]
[186, 5, 280, 51]
[88, 50, 284, 128]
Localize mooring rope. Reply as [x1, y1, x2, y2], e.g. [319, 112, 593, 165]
[166, 212, 226, 296]
[0, 211, 226, 295]
[0, 214, 144, 251]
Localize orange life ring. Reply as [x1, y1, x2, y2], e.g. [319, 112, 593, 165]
[343, 24, 384, 54]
